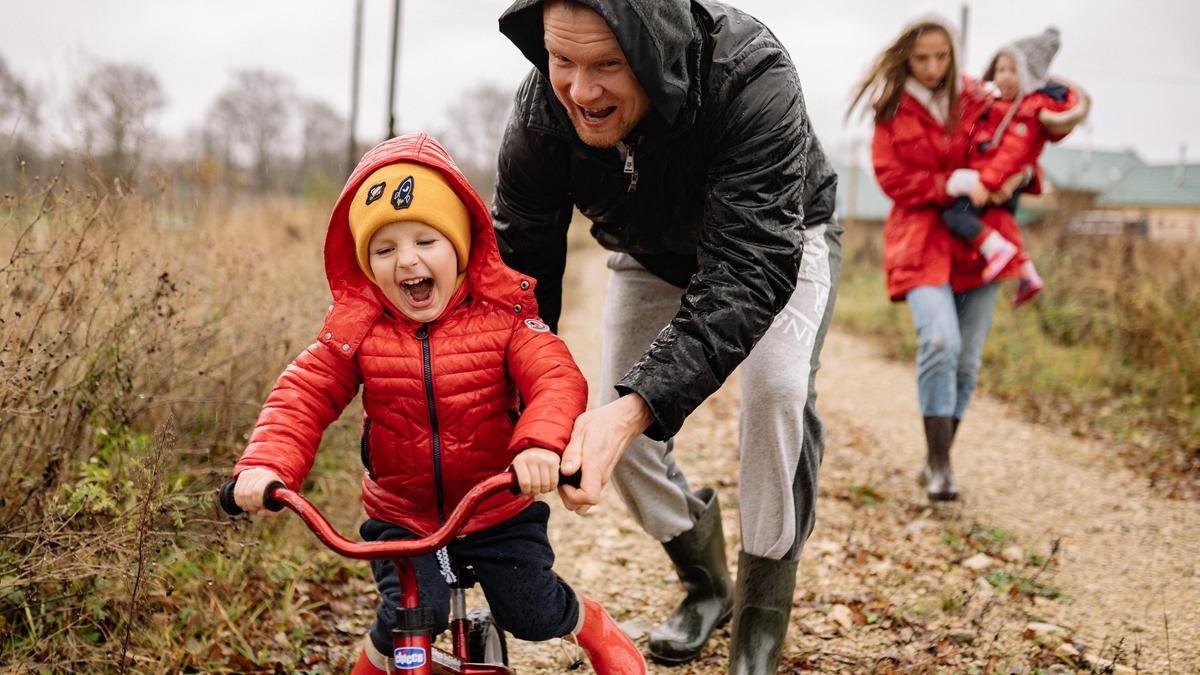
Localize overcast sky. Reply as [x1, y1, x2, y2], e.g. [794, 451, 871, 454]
[3, 0, 1198, 165]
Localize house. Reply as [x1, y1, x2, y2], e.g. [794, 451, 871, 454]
[835, 146, 1200, 243]
[1035, 145, 1200, 241]
[1092, 163, 1200, 242]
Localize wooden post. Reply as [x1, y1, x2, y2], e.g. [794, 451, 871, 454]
[346, 0, 364, 173]
[386, 0, 403, 138]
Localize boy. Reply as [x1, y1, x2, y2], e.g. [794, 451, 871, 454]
[231, 134, 644, 674]
[944, 27, 1088, 303]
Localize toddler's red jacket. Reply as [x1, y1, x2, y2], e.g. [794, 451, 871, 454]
[234, 135, 587, 535]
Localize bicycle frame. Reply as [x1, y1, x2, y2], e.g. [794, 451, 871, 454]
[223, 473, 521, 674]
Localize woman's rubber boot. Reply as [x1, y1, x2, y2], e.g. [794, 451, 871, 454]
[919, 415, 959, 501]
[647, 487, 734, 664]
[728, 550, 798, 674]
[574, 595, 647, 675]
[349, 645, 388, 675]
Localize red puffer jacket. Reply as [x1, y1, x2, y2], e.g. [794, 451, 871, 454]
[946, 86, 1083, 292]
[234, 134, 588, 536]
[968, 86, 1084, 191]
[873, 82, 1024, 300]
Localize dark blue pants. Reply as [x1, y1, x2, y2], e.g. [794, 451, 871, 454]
[943, 191, 1024, 243]
[943, 197, 986, 242]
[360, 501, 578, 653]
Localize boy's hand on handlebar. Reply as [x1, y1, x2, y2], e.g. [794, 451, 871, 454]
[234, 467, 285, 516]
[512, 448, 561, 495]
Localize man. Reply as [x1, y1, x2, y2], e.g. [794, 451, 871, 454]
[493, 1, 840, 670]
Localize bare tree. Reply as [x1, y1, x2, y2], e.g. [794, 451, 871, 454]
[300, 98, 347, 192]
[0, 53, 40, 189]
[436, 83, 514, 195]
[73, 61, 165, 184]
[206, 69, 295, 192]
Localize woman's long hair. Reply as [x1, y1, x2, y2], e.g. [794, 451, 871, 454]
[847, 20, 960, 131]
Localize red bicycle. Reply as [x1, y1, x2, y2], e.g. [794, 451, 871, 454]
[219, 471, 581, 674]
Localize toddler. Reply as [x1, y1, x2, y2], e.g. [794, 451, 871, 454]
[944, 27, 1088, 303]
[230, 134, 644, 674]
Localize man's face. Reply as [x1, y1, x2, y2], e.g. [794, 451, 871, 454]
[543, 1, 651, 148]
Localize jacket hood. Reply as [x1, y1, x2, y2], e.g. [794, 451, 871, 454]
[498, 0, 696, 126]
[321, 134, 539, 351]
[984, 27, 1060, 96]
[899, 12, 964, 102]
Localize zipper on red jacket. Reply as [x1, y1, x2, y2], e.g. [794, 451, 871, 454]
[415, 324, 447, 524]
[359, 418, 374, 479]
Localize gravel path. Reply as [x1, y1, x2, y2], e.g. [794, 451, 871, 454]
[482, 240, 1197, 674]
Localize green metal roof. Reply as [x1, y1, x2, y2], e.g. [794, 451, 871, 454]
[1040, 145, 1146, 193]
[1096, 164, 1200, 207]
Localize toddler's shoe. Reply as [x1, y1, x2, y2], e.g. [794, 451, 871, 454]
[979, 231, 1018, 283]
[1013, 260, 1044, 306]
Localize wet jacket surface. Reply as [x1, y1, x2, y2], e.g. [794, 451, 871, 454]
[234, 134, 588, 536]
[494, 0, 837, 440]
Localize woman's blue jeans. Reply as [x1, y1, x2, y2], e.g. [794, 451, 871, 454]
[905, 283, 1000, 419]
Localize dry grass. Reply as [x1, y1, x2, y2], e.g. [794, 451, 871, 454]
[835, 219, 1200, 497]
[0, 164, 364, 669]
[4, 161, 1196, 670]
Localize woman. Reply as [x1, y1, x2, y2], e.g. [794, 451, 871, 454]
[848, 17, 1025, 501]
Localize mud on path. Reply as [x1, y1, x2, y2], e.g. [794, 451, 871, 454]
[496, 239, 1198, 674]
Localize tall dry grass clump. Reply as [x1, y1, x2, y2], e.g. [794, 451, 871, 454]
[835, 220, 1200, 495]
[1, 163, 340, 668]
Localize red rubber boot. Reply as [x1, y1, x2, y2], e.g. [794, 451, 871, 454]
[574, 595, 647, 674]
[350, 647, 388, 675]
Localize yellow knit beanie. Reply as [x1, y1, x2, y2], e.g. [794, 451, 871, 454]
[348, 162, 471, 282]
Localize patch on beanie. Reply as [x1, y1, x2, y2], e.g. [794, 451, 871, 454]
[391, 175, 414, 210]
[365, 181, 386, 205]
[524, 318, 550, 333]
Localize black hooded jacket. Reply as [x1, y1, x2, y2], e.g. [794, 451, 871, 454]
[494, 0, 837, 440]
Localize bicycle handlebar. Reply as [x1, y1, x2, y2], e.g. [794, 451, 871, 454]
[218, 469, 584, 561]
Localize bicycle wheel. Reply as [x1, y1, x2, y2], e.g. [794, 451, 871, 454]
[467, 607, 508, 665]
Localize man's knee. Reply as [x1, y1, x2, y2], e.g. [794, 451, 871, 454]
[743, 364, 810, 408]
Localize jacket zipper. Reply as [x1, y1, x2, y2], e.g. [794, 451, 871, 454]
[416, 324, 447, 524]
[616, 139, 641, 193]
[359, 418, 374, 479]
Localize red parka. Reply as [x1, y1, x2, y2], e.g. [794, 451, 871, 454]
[873, 80, 1026, 301]
[967, 86, 1083, 191]
[234, 134, 588, 536]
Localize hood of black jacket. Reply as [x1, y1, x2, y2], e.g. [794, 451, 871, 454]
[498, 0, 696, 127]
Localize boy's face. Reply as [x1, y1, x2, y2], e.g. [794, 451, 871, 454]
[543, 0, 651, 149]
[993, 53, 1020, 100]
[368, 220, 459, 323]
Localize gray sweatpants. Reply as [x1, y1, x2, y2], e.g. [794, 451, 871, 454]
[604, 222, 842, 561]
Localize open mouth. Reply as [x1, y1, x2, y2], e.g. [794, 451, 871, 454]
[578, 105, 617, 123]
[401, 277, 434, 305]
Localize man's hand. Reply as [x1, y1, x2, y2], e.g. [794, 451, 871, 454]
[558, 393, 654, 514]
[511, 447, 561, 495]
[233, 466, 285, 517]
